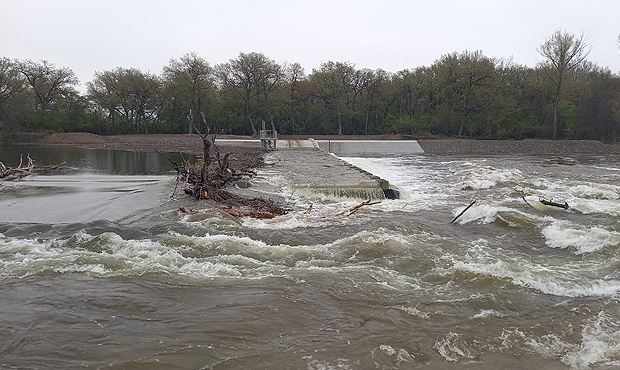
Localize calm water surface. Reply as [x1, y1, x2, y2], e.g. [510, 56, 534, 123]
[0, 145, 618, 369]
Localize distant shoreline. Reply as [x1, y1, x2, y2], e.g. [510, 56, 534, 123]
[8, 132, 619, 156]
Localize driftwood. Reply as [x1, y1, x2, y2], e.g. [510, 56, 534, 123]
[337, 199, 382, 217]
[304, 203, 314, 214]
[451, 199, 477, 224]
[540, 198, 570, 210]
[165, 111, 286, 219]
[221, 208, 279, 219]
[0, 154, 34, 181]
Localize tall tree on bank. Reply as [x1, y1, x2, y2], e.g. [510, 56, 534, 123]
[310, 61, 356, 135]
[284, 63, 304, 134]
[162, 53, 213, 133]
[17, 60, 78, 111]
[538, 31, 591, 139]
[217, 53, 258, 135]
[88, 68, 161, 133]
[0, 58, 25, 110]
[0, 58, 26, 134]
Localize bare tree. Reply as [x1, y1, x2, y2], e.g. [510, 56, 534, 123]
[17, 60, 77, 110]
[284, 63, 304, 134]
[538, 31, 591, 139]
[163, 52, 213, 133]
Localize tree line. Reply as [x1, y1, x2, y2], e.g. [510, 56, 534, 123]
[1, 30, 619, 141]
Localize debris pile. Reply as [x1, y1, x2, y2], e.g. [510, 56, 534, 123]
[0, 154, 34, 181]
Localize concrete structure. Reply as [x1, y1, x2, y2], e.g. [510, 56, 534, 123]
[313, 140, 424, 155]
[263, 148, 396, 200]
[216, 139, 423, 200]
[259, 130, 278, 151]
[217, 139, 425, 155]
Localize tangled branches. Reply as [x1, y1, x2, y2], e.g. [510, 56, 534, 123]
[169, 111, 286, 218]
[0, 154, 34, 181]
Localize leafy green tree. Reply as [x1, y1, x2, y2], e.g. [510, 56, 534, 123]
[162, 52, 213, 133]
[16, 60, 78, 111]
[216, 52, 281, 135]
[309, 61, 356, 135]
[88, 68, 161, 133]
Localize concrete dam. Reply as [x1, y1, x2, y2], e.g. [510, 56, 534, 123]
[216, 139, 425, 200]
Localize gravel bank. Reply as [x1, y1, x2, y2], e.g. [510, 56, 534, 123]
[418, 139, 619, 155]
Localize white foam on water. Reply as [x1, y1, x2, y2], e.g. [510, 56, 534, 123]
[393, 305, 431, 319]
[433, 332, 475, 362]
[459, 166, 523, 190]
[441, 241, 620, 298]
[0, 227, 435, 291]
[516, 311, 620, 369]
[452, 204, 507, 224]
[528, 178, 620, 216]
[561, 311, 620, 369]
[569, 184, 619, 200]
[450, 258, 620, 298]
[0, 232, 243, 279]
[341, 156, 455, 211]
[451, 203, 546, 225]
[472, 309, 506, 319]
[305, 357, 352, 370]
[542, 220, 620, 254]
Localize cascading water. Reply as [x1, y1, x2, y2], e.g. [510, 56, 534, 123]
[1, 145, 618, 369]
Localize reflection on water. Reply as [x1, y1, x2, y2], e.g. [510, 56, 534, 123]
[0, 144, 181, 175]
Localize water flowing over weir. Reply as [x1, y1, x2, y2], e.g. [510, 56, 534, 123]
[0, 144, 619, 369]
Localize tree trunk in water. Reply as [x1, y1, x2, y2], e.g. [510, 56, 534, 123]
[247, 113, 257, 136]
[336, 105, 342, 136]
[200, 137, 212, 185]
[268, 109, 276, 132]
[553, 100, 558, 140]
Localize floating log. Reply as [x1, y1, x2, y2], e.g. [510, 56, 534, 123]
[451, 199, 477, 224]
[539, 198, 570, 210]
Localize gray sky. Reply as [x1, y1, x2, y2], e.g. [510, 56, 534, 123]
[2, 0, 619, 86]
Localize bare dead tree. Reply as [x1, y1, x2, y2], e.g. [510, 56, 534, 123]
[538, 31, 591, 139]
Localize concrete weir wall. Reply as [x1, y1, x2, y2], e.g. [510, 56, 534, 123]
[262, 139, 424, 200]
[265, 148, 391, 200]
[313, 140, 425, 155]
[218, 139, 424, 200]
[216, 138, 425, 156]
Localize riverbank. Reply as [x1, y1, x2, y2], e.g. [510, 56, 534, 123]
[7, 132, 619, 156]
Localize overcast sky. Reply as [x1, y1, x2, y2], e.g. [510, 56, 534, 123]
[2, 0, 619, 86]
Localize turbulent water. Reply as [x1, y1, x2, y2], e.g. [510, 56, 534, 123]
[1, 146, 619, 369]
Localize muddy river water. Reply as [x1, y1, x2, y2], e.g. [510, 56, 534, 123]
[0, 145, 618, 369]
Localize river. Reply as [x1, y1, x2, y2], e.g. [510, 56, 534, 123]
[0, 145, 618, 369]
